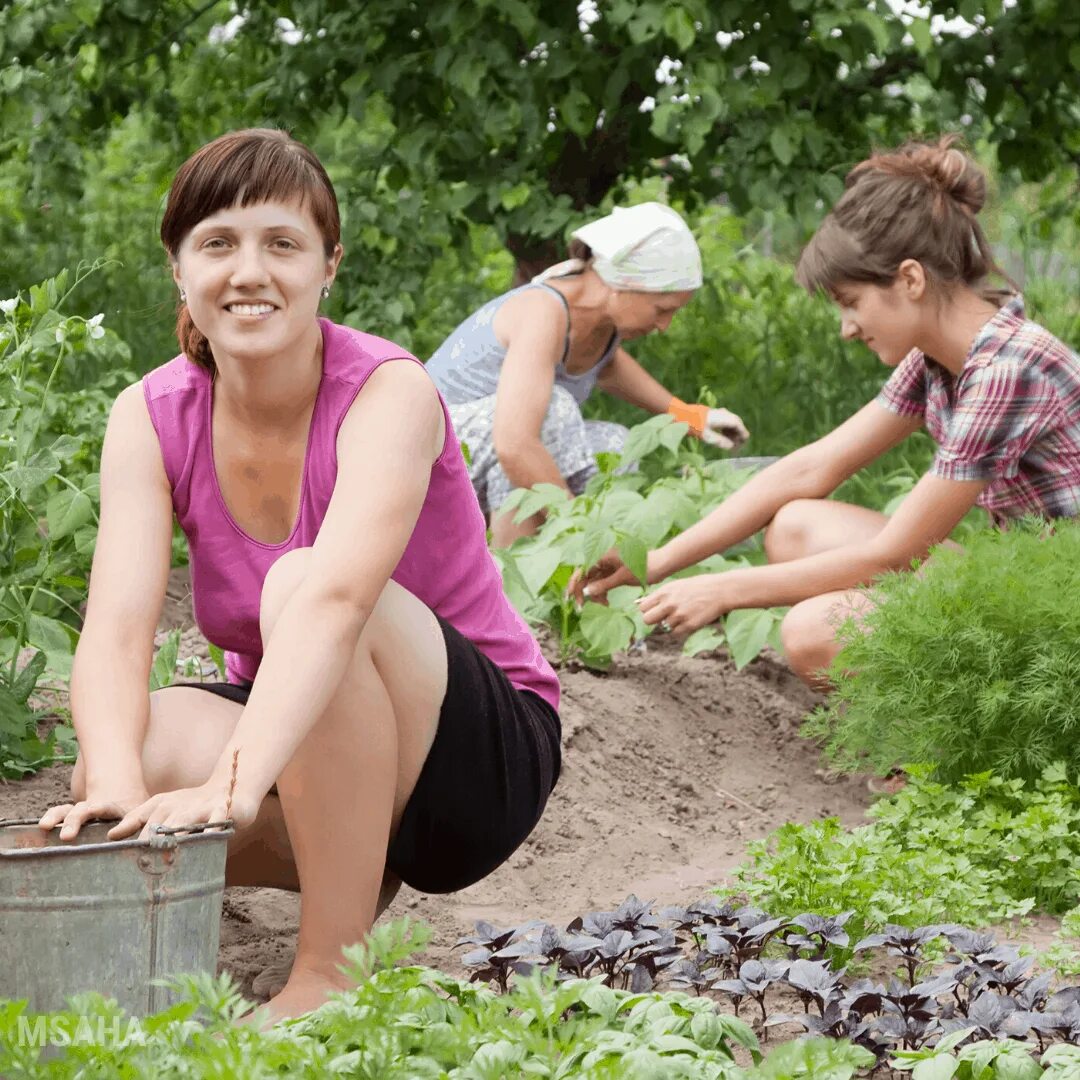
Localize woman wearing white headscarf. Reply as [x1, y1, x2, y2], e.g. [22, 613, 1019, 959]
[426, 202, 750, 546]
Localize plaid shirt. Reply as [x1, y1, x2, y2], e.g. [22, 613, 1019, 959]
[877, 295, 1080, 526]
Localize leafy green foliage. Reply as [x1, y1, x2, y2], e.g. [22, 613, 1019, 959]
[0, 918, 769, 1077]
[805, 521, 1080, 783]
[1041, 907, 1080, 980]
[0, 268, 133, 775]
[495, 415, 784, 668]
[728, 764, 1080, 947]
[4, 0, 1079, 285]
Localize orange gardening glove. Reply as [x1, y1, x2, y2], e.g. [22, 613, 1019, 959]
[666, 397, 710, 436]
[666, 398, 750, 449]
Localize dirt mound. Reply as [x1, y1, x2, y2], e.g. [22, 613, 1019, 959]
[0, 568, 872, 998]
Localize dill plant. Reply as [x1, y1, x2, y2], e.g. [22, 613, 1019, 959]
[805, 519, 1080, 783]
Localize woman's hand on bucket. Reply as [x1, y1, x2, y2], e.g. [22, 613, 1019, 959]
[38, 785, 151, 841]
[107, 780, 261, 842]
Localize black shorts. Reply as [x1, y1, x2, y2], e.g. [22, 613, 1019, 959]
[170, 616, 561, 894]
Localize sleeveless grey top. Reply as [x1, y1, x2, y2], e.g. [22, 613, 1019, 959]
[425, 281, 620, 406]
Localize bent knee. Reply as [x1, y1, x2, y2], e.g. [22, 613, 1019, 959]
[764, 499, 826, 563]
[780, 599, 840, 682]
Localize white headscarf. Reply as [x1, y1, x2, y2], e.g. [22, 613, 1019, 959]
[534, 202, 702, 292]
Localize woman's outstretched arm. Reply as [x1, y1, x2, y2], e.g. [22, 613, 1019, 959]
[596, 347, 677, 413]
[637, 469, 986, 633]
[573, 401, 923, 601]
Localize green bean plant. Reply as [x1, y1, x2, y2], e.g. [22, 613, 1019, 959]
[495, 415, 785, 669]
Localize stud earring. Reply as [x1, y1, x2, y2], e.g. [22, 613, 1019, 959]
[320, 284, 331, 301]
[179, 288, 187, 303]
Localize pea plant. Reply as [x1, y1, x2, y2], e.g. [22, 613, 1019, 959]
[494, 414, 785, 669]
[0, 268, 134, 776]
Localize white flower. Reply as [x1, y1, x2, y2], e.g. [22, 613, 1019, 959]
[87, 313, 105, 339]
[0, 297, 18, 314]
[55, 326, 67, 344]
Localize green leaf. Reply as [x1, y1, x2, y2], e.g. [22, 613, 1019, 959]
[616, 534, 649, 587]
[724, 608, 776, 669]
[513, 546, 565, 596]
[0, 684, 35, 741]
[27, 614, 75, 675]
[510, 483, 567, 521]
[207, 643, 227, 681]
[663, 6, 696, 52]
[853, 9, 891, 54]
[619, 417, 667, 465]
[48, 434, 83, 461]
[499, 182, 532, 211]
[992, 1050, 1043, 1080]
[73, 525, 97, 556]
[683, 626, 724, 657]
[658, 417, 689, 455]
[579, 604, 636, 658]
[579, 525, 616, 569]
[559, 89, 595, 138]
[11, 649, 47, 706]
[149, 629, 181, 691]
[5, 463, 55, 498]
[911, 1053, 960, 1080]
[781, 55, 811, 90]
[908, 17, 933, 55]
[769, 126, 797, 166]
[45, 489, 92, 540]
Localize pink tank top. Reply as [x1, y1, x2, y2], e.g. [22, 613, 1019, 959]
[141, 319, 560, 711]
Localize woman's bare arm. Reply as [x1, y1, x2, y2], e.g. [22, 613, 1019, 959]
[650, 401, 923, 580]
[491, 290, 576, 491]
[71, 384, 174, 794]
[596, 347, 674, 414]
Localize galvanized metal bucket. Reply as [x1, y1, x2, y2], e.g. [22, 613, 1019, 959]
[0, 818, 232, 1016]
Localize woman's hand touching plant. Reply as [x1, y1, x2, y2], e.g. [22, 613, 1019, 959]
[635, 574, 733, 635]
[568, 548, 640, 605]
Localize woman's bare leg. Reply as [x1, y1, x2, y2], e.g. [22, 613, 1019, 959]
[763, 499, 889, 687]
[763, 498, 889, 564]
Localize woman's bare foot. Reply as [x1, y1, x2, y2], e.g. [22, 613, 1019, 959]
[257, 967, 353, 1023]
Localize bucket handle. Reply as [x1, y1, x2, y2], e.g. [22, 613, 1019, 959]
[148, 821, 234, 850]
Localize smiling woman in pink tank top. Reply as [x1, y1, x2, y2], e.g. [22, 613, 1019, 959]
[36, 129, 561, 1022]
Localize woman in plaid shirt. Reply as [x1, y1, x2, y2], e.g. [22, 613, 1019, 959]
[574, 136, 1080, 687]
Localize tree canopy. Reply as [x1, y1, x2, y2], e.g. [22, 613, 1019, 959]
[2, 0, 1077, 282]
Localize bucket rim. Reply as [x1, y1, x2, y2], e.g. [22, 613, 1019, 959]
[0, 818, 234, 858]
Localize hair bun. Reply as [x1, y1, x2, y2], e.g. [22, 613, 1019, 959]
[851, 134, 986, 216]
[908, 136, 986, 215]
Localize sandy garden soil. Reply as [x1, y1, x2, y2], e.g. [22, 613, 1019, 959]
[0, 566, 1061, 1015]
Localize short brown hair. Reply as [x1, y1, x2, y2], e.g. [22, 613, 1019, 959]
[161, 129, 341, 372]
[795, 135, 1014, 299]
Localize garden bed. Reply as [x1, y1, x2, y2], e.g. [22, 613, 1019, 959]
[0, 567, 874, 999]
